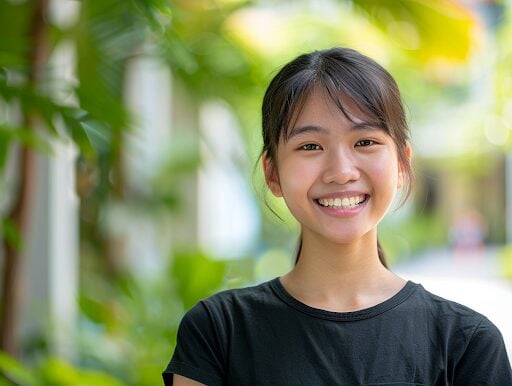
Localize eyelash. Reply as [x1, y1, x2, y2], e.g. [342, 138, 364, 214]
[299, 140, 377, 151]
[355, 139, 376, 147]
[300, 144, 322, 151]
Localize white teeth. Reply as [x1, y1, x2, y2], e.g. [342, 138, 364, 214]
[317, 195, 366, 209]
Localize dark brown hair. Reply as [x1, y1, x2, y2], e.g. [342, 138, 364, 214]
[261, 47, 413, 268]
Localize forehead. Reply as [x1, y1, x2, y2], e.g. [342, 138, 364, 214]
[284, 86, 377, 138]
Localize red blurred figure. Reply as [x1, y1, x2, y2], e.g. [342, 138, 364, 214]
[450, 208, 487, 255]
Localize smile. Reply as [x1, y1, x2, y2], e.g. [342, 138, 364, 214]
[316, 195, 367, 209]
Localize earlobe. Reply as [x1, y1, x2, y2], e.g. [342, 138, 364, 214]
[397, 170, 404, 189]
[262, 153, 282, 197]
[397, 143, 412, 189]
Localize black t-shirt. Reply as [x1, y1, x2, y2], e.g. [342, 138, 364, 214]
[163, 279, 512, 385]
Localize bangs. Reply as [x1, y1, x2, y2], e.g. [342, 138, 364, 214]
[281, 84, 314, 142]
[320, 72, 387, 130]
[282, 73, 386, 142]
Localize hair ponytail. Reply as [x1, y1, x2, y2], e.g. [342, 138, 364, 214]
[294, 235, 303, 265]
[377, 239, 387, 268]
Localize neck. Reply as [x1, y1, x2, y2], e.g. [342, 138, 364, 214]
[280, 230, 405, 312]
[297, 228, 385, 278]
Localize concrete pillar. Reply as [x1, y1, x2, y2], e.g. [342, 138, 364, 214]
[123, 54, 176, 277]
[23, 138, 79, 358]
[21, 0, 80, 358]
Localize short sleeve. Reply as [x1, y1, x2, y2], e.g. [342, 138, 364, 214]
[162, 301, 225, 386]
[454, 317, 512, 385]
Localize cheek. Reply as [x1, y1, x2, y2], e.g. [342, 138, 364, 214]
[278, 160, 316, 196]
[372, 153, 400, 186]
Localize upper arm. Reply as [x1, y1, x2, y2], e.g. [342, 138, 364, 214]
[454, 317, 512, 385]
[162, 301, 226, 386]
[173, 374, 206, 386]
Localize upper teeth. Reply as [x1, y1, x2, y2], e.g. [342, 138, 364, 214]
[317, 195, 365, 208]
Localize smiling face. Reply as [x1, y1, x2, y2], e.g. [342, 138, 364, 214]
[264, 87, 408, 247]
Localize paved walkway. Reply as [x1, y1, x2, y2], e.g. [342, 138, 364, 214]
[394, 246, 512, 360]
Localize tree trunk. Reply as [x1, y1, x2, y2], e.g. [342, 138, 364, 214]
[0, 0, 49, 356]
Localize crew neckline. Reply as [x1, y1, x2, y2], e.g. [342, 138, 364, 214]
[269, 277, 418, 321]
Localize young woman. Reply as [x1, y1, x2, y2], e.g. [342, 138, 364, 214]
[163, 47, 512, 385]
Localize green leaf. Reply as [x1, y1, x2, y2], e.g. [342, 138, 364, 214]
[0, 130, 9, 172]
[0, 67, 6, 84]
[79, 295, 111, 325]
[61, 110, 96, 160]
[0, 0, 33, 69]
[35, 96, 60, 136]
[38, 357, 125, 386]
[172, 251, 227, 309]
[1, 217, 23, 251]
[0, 125, 53, 172]
[0, 351, 38, 386]
[130, 0, 173, 32]
[352, 0, 476, 63]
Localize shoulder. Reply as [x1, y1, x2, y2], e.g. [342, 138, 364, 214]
[167, 282, 278, 386]
[409, 283, 507, 352]
[182, 279, 278, 325]
[468, 315, 506, 346]
[411, 283, 487, 325]
[200, 278, 276, 309]
[407, 284, 512, 376]
[174, 280, 278, 351]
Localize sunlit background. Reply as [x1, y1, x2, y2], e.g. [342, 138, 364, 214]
[1, 0, 512, 384]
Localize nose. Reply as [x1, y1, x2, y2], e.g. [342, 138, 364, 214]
[321, 148, 360, 185]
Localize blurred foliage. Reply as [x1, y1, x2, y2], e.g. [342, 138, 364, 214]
[172, 250, 227, 309]
[73, 249, 241, 385]
[500, 245, 512, 281]
[0, 351, 123, 386]
[353, 0, 477, 63]
[381, 213, 448, 265]
[0, 217, 22, 251]
[0, 0, 124, 167]
[1, 0, 509, 383]
[495, 0, 512, 146]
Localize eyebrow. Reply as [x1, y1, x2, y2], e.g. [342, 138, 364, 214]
[352, 122, 380, 131]
[287, 125, 328, 139]
[287, 122, 379, 139]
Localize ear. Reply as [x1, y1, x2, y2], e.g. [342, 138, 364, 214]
[397, 142, 412, 189]
[262, 152, 282, 197]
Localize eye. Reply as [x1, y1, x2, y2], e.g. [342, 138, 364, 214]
[300, 143, 322, 151]
[355, 139, 376, 147]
